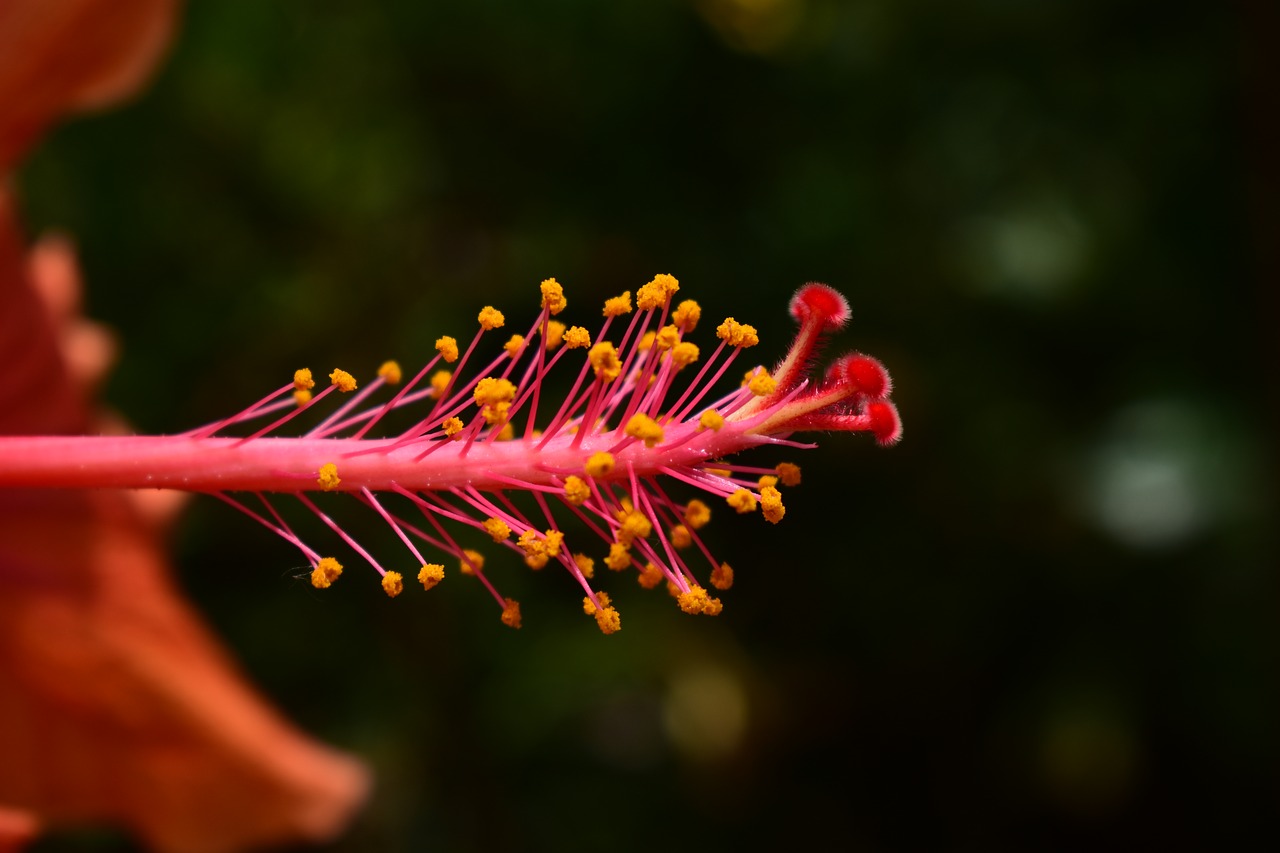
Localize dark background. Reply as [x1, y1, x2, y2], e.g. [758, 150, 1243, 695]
[19, 1, 1277, 850]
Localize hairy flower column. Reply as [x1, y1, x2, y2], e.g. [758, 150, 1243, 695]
[0, 275, 901, 633]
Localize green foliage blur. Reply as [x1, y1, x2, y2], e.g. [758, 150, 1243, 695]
[19, 1, 1275, 850]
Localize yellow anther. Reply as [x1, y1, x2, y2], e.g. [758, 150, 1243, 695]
[482, 401, 511, 425]
[574, 553, 595, 579]
[677, 585, 723, 616]
[760, 485, 785, 523]
[748, 367, 776, 396]
[544, 320, 566, 350]
[624, 413, 665, 448]
[727, 488, 758, 514]
[671, 341, 699, 368]
[636, 273, 679, 310]
[459, 548, 484, 575]
[655, 325, 679, 351]
[382, 571, 404, 598]
[543, 529, 565, 555]
[517, 529, 544, 557]
[293, 388, 313, 406]
[699, 409, 724, 431]
[310, 557, 343, 589]
[582, 592, 622, 634]
[378, 360, 403, 384]
[589, 341, 622, 382]
[564, 326, 591, 349]
[495, 422, 514, 440]
[758, 475, 779, 489]
[637, 330, 656, 352]
[672, 299, 701, 331]
[501, 598, 522, 629]
[617, 510, 652, 546]
[638, 562, 664, 589]
[483, 517, 512, 542]
[776, 462, 802, 487]
[329, 369, 357, 392]
[703, 466, 732, 479]
[540, 277, 567, 315]
[716, 317, 759, 348]
[430, 369, 452, 396]
[585, 451, 615, 478]
[603, 291, 633, 317]
[294, 368, 315, 391]
[418, 563, 445, 590]
[605, 542, 632, 571]
[563, 475, 591, 505]
[684, 498, 711, 530]
[584, 590, 610, 614]
[670, 524, 692, 550]
[478, 306, 505, 330]
[316, 462, 341, 491]
[474, 376, 517, 407]
[710, 562, 734, 590]
[504, 334, 526, 357]
[436, 336, 459, 363]
[442, 416, 464, 438]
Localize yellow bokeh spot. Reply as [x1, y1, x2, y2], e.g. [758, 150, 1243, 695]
[418, 563, 445, 590]
[637, 273, 680, 311]
[589, 341, 622, 382]
[684, 498, 712, 530]
[760, 485, 785, 523]
[544, 320, 566, 350]
[699, 409, 725, 431]
[310, 557, 343, 589]
[563, 475, 591, 505]
[378, 360, 402, 384]
[748, 367, 776, 396]
[483, 517, 512, 542]
[381, 571, 404, 598]
[504, 334, 526, 358]
[430, 369, 452, 396]
[460, 548, 484, 575]
[293, 368, 315, 391]
[478, 306, 505, 330]
[496, 422, 514, 441]
[775, 462, 802, 487]
[716, 317, 759, 348]
[603, 291, 633, 317]
[540, 277, 567, 315]
[293, 388, 312, 406]
[435, 336, 459, 363]
[329, 369, 357, 392]
[585, 451, 615, 478]
[637, 330, 656, 352]
[624, 412, 665, 448]
[710, 562, 734, 590]
[727, 488, 758, 514]
[637, 562, 664, 589]
[316, 462, 341, 491]
[501, 598, 522, 629]
[442, 416, 464, 438]
[670, 524, 692, 550]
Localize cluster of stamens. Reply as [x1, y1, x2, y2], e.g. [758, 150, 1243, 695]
[187, 275, 900, 633]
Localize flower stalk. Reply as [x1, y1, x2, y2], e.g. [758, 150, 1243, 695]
[0, 275, 901, 632]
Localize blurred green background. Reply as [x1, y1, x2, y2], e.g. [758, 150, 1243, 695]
[19, 0, 1276, 850]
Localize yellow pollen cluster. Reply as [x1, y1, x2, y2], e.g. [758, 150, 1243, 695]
[585, 451, 615, 478]
[574, 553, 595, 579]
[501, 598, 522, 629]
[564, 326, 591, 349]
[677, 585, 723, 616]
[329, 369, 357, 392]
[760, 485, 785, 523]
[474, 376, 517, 407]
[727, 488, 758, 514]
[563, 475, 590, 505]
[669, 524, 692, 550]
[748, 367, 776, 396]
[310, 557, 343, 589]
[637, 273, 680, 310]
[716, 317, 759, 348]
[589, 341, 621, 382]
[483, 517, 512, 542]
[418, 563, 445, 590]
[294, 368, 315, 391]
[504, 334, 525, 357]
[624, 413, 665, 448]
[430, 369, 452, 396]
[442, 416, 464, 438]
[436, 336, 459, 363]
[710, 563, 734, 590]
[544, 320, 566, 350]
[583, 592, 622, 634]
[605, 542, 632, 571]
[293, 389, 312, 406]
[776, 462, 802, 486]
[655, 325, 679, 351]
[637, 330, 656, 352]
[603, 291, 633, 317]
[460, 549, 484, 575]
[699, 409, 724, 431]
[378, 360, 402, 384]
[478, 306, 505, 330]
[540, 277, 567, 314]
[758, 475, 779, 489]
[671, 341, 699, 368]
[672, 299, 701, 331]
[616, 510, 652, 547]
[637, 562, 664, 589]
[316, 462, 341, 491]
[381, 571, 404, 598]
[684, 499, 712, 529]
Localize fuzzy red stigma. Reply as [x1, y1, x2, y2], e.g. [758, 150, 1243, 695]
[844, 354, 892, 400]
[866, 400, 903, 446]
[789, 282, 851, 331]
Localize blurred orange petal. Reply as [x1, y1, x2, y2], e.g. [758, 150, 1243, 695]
[0, 0, 179, 172]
